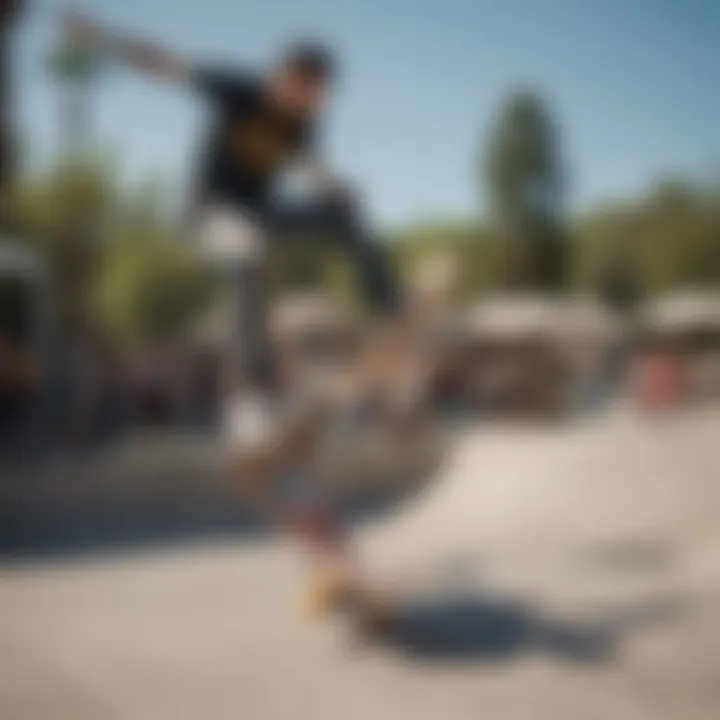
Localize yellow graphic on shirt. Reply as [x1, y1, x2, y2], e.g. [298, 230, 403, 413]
[228, 119, 289, 173]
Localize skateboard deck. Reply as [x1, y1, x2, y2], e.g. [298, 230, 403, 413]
[228, 257, 461, 640]
[228, 255, 460, 490]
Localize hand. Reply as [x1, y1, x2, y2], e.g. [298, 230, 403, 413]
[58, 8, 105, 48]
[0, 0, 24, 25]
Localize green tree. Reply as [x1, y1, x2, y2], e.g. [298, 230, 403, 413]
[93, 224, 214, 348]
[570, 178, 720, 298]
[483, 90, 567, 292]
[33, 36, 105, 334]
[10, 160, 118, 331]
[0, 0, 25, 230]
[10, 156, 215, 346]
[46, 37, 103, 162]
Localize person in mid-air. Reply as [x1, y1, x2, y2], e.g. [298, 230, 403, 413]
[61, 9, 404, 614]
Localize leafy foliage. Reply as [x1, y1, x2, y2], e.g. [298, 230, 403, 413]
[483, 90, 567, 291]
[9, 160, 213, 346]
[93, 226, 214, 347]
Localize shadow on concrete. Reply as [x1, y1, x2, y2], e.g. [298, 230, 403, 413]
[574, 538, 674, 575]
[0, 504, 269, 563]
[0, 437, 448, 562]
[356, 590, 685, 666]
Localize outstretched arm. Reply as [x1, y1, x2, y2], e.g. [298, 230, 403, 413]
[59, 9, 192, 85]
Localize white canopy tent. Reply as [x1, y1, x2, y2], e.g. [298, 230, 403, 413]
[642, 290, 720, 334]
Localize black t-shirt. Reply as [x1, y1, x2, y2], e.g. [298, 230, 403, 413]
[192, 67, 315, 212]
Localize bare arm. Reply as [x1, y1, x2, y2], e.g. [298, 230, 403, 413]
[59, 9, 191, 85]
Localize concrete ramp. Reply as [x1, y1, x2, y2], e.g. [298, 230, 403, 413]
[2, 409, 720, 720]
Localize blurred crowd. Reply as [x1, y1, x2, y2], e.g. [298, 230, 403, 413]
[3, 255, 720, 460]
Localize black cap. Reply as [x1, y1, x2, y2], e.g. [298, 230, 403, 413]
[282, 40, 336, 82]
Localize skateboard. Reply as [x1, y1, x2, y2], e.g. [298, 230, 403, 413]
[228, 257, 460, 636]
[227, 255, 460, 492]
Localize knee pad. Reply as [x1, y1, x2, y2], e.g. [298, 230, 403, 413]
[198, 204, 265, 265]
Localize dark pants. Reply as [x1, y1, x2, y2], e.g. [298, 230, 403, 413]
[209, 194, 401, 395]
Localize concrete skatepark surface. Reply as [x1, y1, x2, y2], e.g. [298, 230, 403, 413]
[2, 406, 720, 720]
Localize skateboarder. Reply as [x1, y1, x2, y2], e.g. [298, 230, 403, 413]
[60, 9, 404, 616]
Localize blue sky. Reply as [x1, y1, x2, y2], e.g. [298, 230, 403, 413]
[15, 0, 720, 227]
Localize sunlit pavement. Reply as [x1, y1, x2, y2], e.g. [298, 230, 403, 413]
[2, 407, 720, 720]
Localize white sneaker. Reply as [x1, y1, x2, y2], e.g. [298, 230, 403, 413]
[222, 392, 276, 450]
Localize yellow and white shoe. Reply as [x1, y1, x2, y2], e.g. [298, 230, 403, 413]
[299, 564, 355, 620]
[299, 566, 398, 634]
